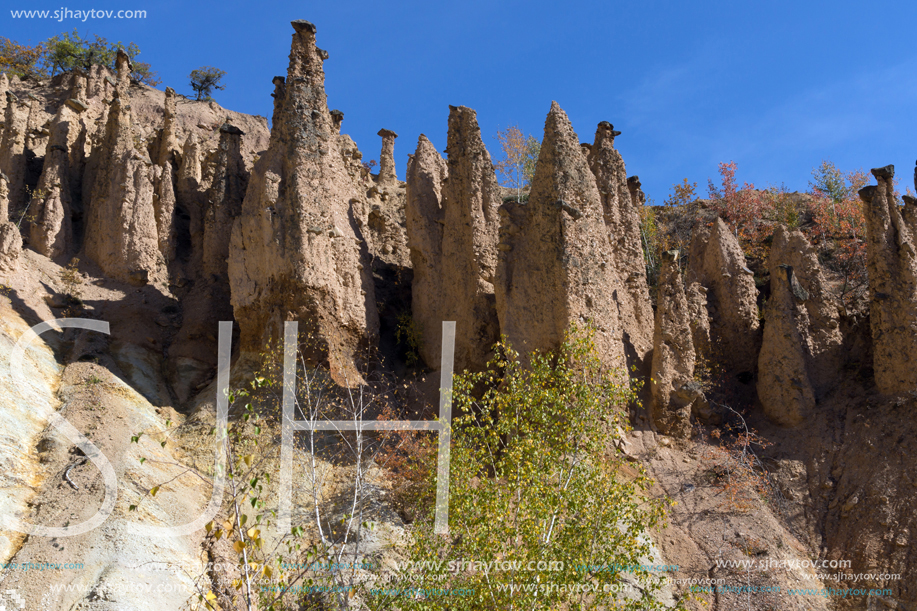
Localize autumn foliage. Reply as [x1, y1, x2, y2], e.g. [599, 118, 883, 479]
[0, 37, 46, 79]
[494, 125, 540, 200]
[803, 161, 871, 309]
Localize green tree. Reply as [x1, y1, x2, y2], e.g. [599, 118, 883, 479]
[1, 30, 160, 85]
[809, 159, 849, 205]
[44, 30, 159, 85]
[189, 66, 226, 101]
[373, 325, 683, 610]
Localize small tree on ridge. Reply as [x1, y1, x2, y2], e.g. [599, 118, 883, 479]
[190, 65, 226, 101]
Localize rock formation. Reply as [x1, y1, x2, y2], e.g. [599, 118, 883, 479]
[83, 80, 165, 285]
[404, 134, 448, 355]
[757, 263, 816, 426]
[686, 282, 711, 362]
[228, 20, 378, 380]
[405, 106, 500, 371]
[0, 92, 30, 219]
[760, 225, 843, 421]
[156, 87, 181, 165]
[28, 106, 74, 260]
[495, 102, 628, 373]
[24, 94, 48, 158]
[627, 175, 647, 208]
[173, 133, 205, 271]
[586, 122, 653, 367]
[0, 174, 22, 272]
[858, 164, 917, 394]
[687, 217, 760, 377]
[650, 250, 700, 437]
[377, 128, 398, 183]
[270, 76, 285, 131]
[152, 87, 180, 265]
[203, 123, 246, 277]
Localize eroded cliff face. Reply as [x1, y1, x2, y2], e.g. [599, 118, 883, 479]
[0, 48, 268, 283]
[650, 250, 698, 438]
[495, 102, 628, 373]
[404, 106, 500, 371]
[587, 122, 654, 368]
[83, 88, 165, 286]
[758, 226, 843, 426]
[404, 134, 448, 360]
[0, 174, 22, 272]
[859, 164, 917, 394]
[29, 105, 75, 261]
[5, 17, 917, 610]
[687, 217, 761, 379]
[0, 91, 30, 219]
[227, 20, 379, 380]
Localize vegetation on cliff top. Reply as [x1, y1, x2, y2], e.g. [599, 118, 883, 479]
[1, 29, 159, 85]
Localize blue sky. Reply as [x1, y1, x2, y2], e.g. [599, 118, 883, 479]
[6, 0, 917, 203]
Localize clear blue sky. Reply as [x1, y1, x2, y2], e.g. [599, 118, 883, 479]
[6, 0, 917, 203]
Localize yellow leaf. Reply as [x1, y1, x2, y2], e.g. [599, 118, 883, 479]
[205, 521, 214, 533]
[247, 527, 260, 539]
[150, 486, 160, 497]
[233, 540, 246, 553]
[243, 454, 253, 467]
[205, 591, 217, 601]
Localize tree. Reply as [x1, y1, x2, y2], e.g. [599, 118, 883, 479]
[494, 125, 540, 201]
[190, 66, 226, 101]
[805, 160, 870, 311]
[1, 31, 159, 85]
[0, 37, 46, 79]
[664, 178, 697, 207]
[374, 325, 684, 610]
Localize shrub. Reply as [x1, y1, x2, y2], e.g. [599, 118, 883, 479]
[804, 161, 870, 311]
[375, 325, 684, 610]
[698, 403, 775, 514]
[189, 66, 226, 101]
